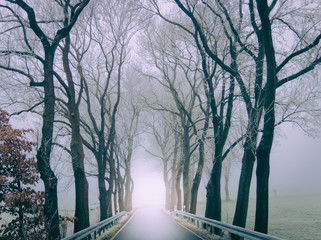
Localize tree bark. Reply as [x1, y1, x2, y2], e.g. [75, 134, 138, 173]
[36, 52, 60, 240]
[232, 139, 256, 229]
[170, 132, 179, 211]
[4, 1, 89, 238]
[17, 181, 24, 239]
[254, 0, 277, 233]
[232, 1, 265, 230]
[205, 148, 222, 223]
[190, 98, 209, 214]
[106, 188, 113, 218]
[175, 163, 183, 211]
[106, 138, 116, 217]
[62, 32, 89, 233]
[190, 139, 205, 214]
[182, 126, 191, 212]
[116, 154, 125, 212]
[98, 164, 108, 220]
[124, 173, 133, 211]
[205, 75, 235, 226]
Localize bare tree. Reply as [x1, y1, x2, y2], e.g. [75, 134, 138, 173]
[146, 1, 321, 235]
[54, 7, 92, 232]
[0, 1, 89, 239]
[141, 22, 208, 211]
[170, 0, 321, 234]
[74, 0, 140, 220]
[141, 3, 241, 228]
[145, 112, 177, 210]
[116, 98, 140, 212]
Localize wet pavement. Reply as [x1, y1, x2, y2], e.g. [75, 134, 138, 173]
[112, 206, 202, 240]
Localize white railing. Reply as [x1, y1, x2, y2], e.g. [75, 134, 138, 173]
[63, 211, 128, 240]
[171, 211, 285, 240]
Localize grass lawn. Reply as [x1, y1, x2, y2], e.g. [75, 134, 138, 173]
[196, 194, 321, 240]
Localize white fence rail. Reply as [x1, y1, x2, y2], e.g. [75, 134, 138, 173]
[63, 211, 128, 240]
[171, 211, 285, 240]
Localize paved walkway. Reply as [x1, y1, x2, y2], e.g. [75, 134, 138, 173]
[113, 207, 202, 240]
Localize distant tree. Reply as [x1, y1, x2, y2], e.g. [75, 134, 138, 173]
[0, 108, 45, 239]
[141, 22, 205, 212]
[146, 113, 175, 210]
[115, 101, 140, 212]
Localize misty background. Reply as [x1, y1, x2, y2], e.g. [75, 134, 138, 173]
[24, 120, 319, 210]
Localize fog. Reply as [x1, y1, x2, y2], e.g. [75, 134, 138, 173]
[8, 113, 321, 211]
[129, 122, 321, 206]
[30, 120, 321, 211]
[270, 124, 321, 196]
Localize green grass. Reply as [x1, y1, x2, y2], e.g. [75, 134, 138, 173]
[196, 194, 321, 240]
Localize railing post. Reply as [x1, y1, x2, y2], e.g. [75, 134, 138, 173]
[203, 223, 207, 230]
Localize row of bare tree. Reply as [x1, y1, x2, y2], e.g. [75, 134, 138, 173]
[0, 0, 321, 239]
[0, 1, 143, 239]
[137, 0, 321, 236]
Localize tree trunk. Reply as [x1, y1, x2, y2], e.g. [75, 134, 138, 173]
[175, 165, 183, 211]
[204, 67, 235, 229]
[190, 139, 205, 214]
[254, 0, 277, 233]
[73, 164, 89, 232]
[190, 106, 209, 214]
[98, 167, 108, 220]
[107, 142, 116, 217]
[205, 151, 222, 223]
[17, 181, 24, 239]
[182, 126, 190, 212]
[36, 53, 60, 240]
[106, 189, 113, 218]
[255, 141, 271, 233]
[232, 141, 255, 229]
[107, 165, 114, 217]
[117, 156, 125, 212]
[114, 180, 118, 214]
[62, 33, 89, 233]
[232, 15, 264, 232]
[170, 134, 179, 211]
[118, 185, 124, 212]
[125, 174, 133, 211]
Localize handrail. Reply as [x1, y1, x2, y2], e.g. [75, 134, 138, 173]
[63, 211, 128, 240]
[171, 211, 284, 240]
